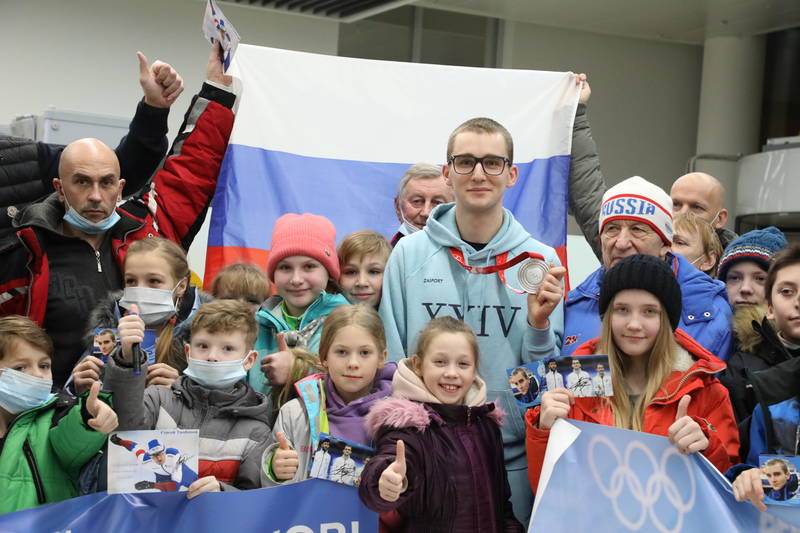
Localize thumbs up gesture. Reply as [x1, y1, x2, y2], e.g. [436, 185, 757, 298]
[667, 395, 708, 454]
[379, 440, 408, 502]
[273, 431, 300, 481]
[137, 51, 184, 108]
[86, 382, 119, 435]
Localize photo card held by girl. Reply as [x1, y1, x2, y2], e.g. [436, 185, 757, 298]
[309, 433, 375, 488]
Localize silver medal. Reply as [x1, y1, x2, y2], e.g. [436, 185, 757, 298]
[517, 259, 549, 294]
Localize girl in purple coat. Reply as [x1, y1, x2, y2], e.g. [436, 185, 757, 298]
[359, 317, 523, 533]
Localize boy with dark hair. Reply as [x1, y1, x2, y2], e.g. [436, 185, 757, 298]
[729, 243, 800, 510]
[0, 315, 117, 513]
[102, 299, 270, 498]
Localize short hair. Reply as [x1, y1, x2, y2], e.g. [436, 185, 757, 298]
[766, 243, 800, 306]
[673, 212, 723, 276]
[446, 117, 514, 163]
[545, 358, 557, 365]
[512, 367, 531, 378]
[318, 305, 387, 363]
[190, 300, 258, 349]
[396, 163, 442, 200]
[337, 230, 392, 270]
[764, 457, 791, 474]
[414, 316, 480, 371]
[97, 329, 116, 341]
[211, 263, 271, 306]
[0, 315, 53, 361]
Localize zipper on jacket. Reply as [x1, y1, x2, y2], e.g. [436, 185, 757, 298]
[94, 250, 102, 273]
[651, 367, 716, 404]
[466, 406, 472, 426]
[23, 440, 46, 505]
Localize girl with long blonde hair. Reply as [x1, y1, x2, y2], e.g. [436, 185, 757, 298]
[526, 254, 740, 493]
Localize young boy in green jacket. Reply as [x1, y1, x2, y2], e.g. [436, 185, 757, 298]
[0, 315, 118, 514]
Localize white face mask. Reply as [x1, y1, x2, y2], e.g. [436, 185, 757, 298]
[118, 283, 182, 325]
[398, 212, 422, 236]
[183, 357, 247, 389]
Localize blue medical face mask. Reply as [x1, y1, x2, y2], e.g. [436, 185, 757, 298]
[184, 357, 247, 390]
[62, 196, 120, 234]
[0, 368, 54, 415]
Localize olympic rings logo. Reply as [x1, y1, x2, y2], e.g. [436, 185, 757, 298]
[587, 435, 696, 533]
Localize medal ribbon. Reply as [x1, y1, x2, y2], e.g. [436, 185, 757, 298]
[448, 248, 546, 294]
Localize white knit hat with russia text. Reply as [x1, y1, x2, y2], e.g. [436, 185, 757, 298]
[599, 176, 673, 245]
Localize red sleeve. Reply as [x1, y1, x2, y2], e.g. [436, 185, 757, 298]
[143, 94, 234, 247]
[525, 407, 551, 494]
[695, 382, 740, 473]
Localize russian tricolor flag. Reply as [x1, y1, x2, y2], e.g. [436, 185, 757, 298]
[205, 44, 580, 284]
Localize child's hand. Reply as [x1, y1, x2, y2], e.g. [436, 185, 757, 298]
[187, 476, 220, 499]
[146, 363, 179, 387]
[668, 395, 708, 454]
[118, 304, 145, 361]
[86, 382, 118, 434]
[732, 468, 768, 511]
[539, 387, 574, 430]
[379, 440, 407, 502]
[72, 356, 105, 395]
[261, 333, 294, 385]
[273, 432, 299, 480]
[526, 265, 567, 329]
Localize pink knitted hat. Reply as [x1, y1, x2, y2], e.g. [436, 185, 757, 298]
[266, 213, 340, 281]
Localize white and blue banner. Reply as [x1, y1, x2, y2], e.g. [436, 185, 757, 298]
[204, 43, 579, 284]
[531, 419, 800, 532]
[0, 479, 375, 532]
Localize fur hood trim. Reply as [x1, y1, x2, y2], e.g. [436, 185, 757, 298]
[365, 397, 504, 438]
[732, 305, 770, 353]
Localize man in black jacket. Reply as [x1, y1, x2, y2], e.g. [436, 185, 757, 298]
[0, 52, 184, 228]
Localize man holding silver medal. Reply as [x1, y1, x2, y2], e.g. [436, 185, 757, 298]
[379, 116, 566, 524]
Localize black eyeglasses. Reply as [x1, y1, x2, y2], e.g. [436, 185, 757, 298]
[448, 154, 510, 176]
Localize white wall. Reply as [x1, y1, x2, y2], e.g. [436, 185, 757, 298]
[4, 0, 340, 136]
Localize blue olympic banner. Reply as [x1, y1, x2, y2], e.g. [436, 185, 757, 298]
[530, 419, 800, 533]
[0, 478, 376, 533]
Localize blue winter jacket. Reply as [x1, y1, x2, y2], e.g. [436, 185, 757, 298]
[248, 292, 350, 395]
[379, 203, 564, 470]
[562, 252, 732, 360]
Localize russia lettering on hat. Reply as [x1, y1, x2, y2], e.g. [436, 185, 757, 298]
[599, 176, 673, 245]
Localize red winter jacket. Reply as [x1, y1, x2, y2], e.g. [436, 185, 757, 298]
[0, 83, 235, 325]
[525, 329, 740, 493]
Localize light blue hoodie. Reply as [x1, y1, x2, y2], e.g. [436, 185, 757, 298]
[379, 203, 564, 469]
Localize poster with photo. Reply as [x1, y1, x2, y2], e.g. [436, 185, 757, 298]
[93, 328, 156, 364]
[507, 354, 613, 408]
[107, 429, 199, 495]
[308, 433, 374, 488]
[759, 455, 800, 505]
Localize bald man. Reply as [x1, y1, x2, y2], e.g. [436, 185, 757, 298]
[0, 43, 237, 387]
[567, 76, 737, 260]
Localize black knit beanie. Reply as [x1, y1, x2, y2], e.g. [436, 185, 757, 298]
[599, 254, 682, 330]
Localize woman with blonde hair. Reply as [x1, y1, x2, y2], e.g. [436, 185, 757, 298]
[672, 212, 722, 277]
[526, 254, 740, 492]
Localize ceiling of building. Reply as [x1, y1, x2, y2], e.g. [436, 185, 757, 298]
[416, 0, 800, 44]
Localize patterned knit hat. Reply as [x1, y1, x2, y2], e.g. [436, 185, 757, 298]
[266, 213, 340, 281]
[717, 226, 787, 282]
[599, 254, 682, 330]
[600, 176, 674, 245]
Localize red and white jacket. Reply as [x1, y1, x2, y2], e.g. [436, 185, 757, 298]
[0, 83, 235, 324]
